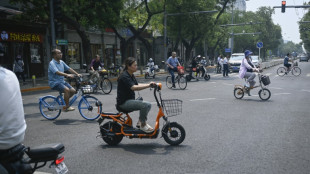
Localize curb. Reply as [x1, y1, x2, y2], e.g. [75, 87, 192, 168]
[20, 72, 168, 93]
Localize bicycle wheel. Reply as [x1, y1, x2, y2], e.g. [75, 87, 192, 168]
[166, 76, 173, 89]
[277, 67, 286, 77]
[100, 78, 112, 94]
[178, 75, 187, 90]
[259, 88, 271, 101]
[39, 96, 62, 120]
[292, 67, 301, 76]
[78, 96, 102, 120]
[234, 87, 244, 99]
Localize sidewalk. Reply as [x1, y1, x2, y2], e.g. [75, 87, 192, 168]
[20, 69, 167, 93]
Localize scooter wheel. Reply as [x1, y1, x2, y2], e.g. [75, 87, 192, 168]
[100, 122, 123, 146]
[162, 122, 186, 146]
[204, 75, 210, 81]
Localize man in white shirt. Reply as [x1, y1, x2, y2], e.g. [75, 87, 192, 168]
[0, 45, 27, 173]
[223, 55, 230, 77]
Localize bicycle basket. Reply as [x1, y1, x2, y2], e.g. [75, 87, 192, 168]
[261, 75, 271, 86]
[162, 99, 183, 117]
[81, 85, 93, 94]
[177, 66, 185, 75]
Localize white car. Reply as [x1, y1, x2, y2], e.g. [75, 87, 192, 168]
[229, 53, 243, 72]
[229, 53, 261, 72]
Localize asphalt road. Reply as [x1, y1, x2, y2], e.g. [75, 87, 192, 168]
[22, 62, 310, 174]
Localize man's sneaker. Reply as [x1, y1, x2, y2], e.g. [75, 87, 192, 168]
[63, 106, 75, 112]
[172, 84, 176, 88]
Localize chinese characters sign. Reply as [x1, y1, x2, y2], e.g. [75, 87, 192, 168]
[0, 31, 42, 43]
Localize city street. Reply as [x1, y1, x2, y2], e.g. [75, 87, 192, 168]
[22, 62, 310, 174]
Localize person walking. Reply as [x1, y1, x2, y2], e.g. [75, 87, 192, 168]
[13, 55, 26, 85]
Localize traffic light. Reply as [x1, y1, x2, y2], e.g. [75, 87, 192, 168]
[53, 0, 62, 19]
[281, 1, 286, 13]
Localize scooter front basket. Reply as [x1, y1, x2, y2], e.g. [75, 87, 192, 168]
[162, 99, 183, 117]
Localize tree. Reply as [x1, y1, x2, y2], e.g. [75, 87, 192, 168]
[107, 0, 165, 63]
[299, 2, 310, 52]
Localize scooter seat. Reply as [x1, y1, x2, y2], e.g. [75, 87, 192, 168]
[26, 143, 64, 163]
[102, 112, 120, 116]
[115, 104, 132, 114]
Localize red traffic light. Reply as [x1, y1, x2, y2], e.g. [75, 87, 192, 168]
[282, 1, 286, 13]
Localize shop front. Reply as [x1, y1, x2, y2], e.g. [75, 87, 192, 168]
[0, 20, 46, 77]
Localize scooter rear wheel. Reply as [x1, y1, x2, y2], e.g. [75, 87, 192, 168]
[204, 74, 210, 81]
[162, 122, 186, 146]
[100, 122, 123, 146]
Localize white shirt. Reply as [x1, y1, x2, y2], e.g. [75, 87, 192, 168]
[0, 67, 26, 150]
[223, 57, 228, 64]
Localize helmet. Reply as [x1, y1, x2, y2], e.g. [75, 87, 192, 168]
[244, 50, 253, 57]
[202, 57, 206, 59]
[149, 58, 153, 62]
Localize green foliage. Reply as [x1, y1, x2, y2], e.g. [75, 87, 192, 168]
[299, 2, 310, 52]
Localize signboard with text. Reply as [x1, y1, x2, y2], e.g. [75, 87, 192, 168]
[0, 31, 43, 43]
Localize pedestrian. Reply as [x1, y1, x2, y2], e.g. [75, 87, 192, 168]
[217, 55, 222, 73]
[13, 55, 26, 85]
[223, 54, 230, 77]
[48, 49, 82, 112]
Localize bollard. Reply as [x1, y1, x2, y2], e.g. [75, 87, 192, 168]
[32, 75, 36, 87]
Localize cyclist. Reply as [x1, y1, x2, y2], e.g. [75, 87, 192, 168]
[0, 44, 29, 174]
[147, 58, 155, 73]
[166, 52, 181, 88]
[116, 57, 155, 133]
[89, 54, 104, 84]
[239, 50, 259, 96]
[48, 49, 82, 112]
[199, 57, 207, 77]
[284, 53, 292, 72]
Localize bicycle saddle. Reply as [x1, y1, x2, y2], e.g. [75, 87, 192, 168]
[26, 143, 64, 163]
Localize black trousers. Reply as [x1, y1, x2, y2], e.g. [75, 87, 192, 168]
[223, 64, 229, 76]
[15, 72, 25, 82]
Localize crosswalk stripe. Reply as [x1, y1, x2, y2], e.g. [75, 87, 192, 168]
[307, 73, 310, 77]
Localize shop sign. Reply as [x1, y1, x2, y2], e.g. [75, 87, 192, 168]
[0, 31, 42, 43]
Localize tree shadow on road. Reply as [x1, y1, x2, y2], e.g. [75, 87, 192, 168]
[100, 143, 190, 155]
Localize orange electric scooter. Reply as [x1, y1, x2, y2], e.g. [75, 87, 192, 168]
[96, 83, 186, 146]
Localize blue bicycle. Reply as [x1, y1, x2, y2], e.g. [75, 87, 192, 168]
[39, 77, 102, 120]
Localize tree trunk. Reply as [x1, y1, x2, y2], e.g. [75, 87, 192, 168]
[60, 15, 91, 68]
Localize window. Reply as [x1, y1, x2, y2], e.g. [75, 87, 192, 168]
[67, 42, 81, 68]
[30, 43, 42, 63]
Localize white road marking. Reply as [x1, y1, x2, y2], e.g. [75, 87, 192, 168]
[307, 73, 310, 77]
[222, 83, 234, 86]
[265, 73, 272, 76]
[301, 89, 310, 92]
[150, 102, 157, 105]
[273, 93, 291, 95]
[190, 98, 216, 102]
[269, 87, 283, 90]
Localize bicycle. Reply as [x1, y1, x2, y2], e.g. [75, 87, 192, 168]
[234, 70, 271, 101]
[39, 76, 102, 120]
[166, 66, 187, 90]
[277, 63, 301, 77]
[96, 83, 186, 146]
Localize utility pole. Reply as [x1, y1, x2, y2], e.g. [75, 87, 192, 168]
[49, 0, 56, 49]
[230, 1, 234, 54]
